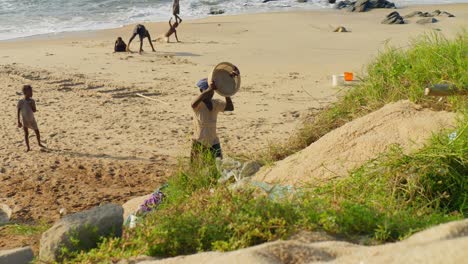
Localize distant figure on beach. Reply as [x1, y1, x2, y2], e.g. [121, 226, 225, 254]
[17, 85, 45, 152]
[114, 37, 127, 52]
[173, 0, 182, 24]
[127, 24, 156, 54]
[164, 17, 181, 43]
[191, 72, 238, 161]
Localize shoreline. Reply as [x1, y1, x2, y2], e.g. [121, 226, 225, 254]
[1, 3, 466, 43]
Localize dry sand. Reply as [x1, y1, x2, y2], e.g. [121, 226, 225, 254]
[254, 100, 457, 186]
[137, 219, 468, 264]
[1, 3, 467, 251]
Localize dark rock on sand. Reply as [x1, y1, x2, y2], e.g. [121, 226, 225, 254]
[333, 26, 349, 32]
[381, 11, 405, 24]
[336, 0, 396, 12]
[437, 10, 455, 17]
[416, 17, 438, 24]
[209, 7, 225, 15]
[404, 10, 455, 18]
[328, 0, 337, 3]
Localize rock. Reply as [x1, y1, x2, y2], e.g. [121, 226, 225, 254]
[381, 11, 405, 24]
[39, 203, 123, 262]
[440, 11, 455, 17]
[122, 195, 149, 221]
[404, 10, 454, 18]
[353, 0, 369, 12]
[0, 247, 34, 264]
[431, 9, 442, 16]
[297, 0, 307, 2]
[0, 204, 12, 225]
[328, 0, 336, 3]
[416, 17, 438, 24]
[333, 26, 349, 32]
[403, 11, 423, 18]
[240, 161, 262, 178]
[336, 0, 395, 12]
[209, 8, 225, 15]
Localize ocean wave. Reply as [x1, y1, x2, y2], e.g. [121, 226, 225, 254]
[0, 0, 465, 40]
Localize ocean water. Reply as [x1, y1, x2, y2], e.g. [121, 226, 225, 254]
[0, 0, 465, 40]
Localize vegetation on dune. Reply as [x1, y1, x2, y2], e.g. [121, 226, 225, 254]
[267, 31, 467, 161]
[64, 31, 467, 263]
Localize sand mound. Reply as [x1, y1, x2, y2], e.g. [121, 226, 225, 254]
[255, 100, 456, 186]
[134, 219, 468, 264]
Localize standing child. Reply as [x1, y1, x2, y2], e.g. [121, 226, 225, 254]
[17, 85, 44, 152]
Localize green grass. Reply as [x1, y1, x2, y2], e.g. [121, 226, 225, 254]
[67, 116, 467, 263]
[65, 31, 467, 263]
[1, 222, 50, 236]
[266, 31, 467, 161]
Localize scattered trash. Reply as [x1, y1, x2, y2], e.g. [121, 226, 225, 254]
[251, 181, 295, 200]
[448, 131, 457, 142]
[216, 158, 262, 184]
[124, 184, 167, 228]
[59, 208, 67, 217]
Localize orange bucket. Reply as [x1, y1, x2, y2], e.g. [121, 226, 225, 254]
[344, 72, 353, 81]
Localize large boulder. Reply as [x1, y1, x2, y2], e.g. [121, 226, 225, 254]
[0, 204, 12, 225]
[39, 203, 123, 262]
[0, 247, 34, 264]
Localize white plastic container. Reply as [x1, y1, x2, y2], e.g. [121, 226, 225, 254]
[332, 75, 345, 87]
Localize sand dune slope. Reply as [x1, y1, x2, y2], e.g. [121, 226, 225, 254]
[137, 219, 468, 264]
[254, 100, 456, 185]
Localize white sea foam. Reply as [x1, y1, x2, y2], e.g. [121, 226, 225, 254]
[0, 0, 465, 40]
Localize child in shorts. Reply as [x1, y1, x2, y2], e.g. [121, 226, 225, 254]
[17, 85, 45, 152]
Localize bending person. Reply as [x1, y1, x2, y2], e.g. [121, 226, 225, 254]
[128, 24, 155, 54]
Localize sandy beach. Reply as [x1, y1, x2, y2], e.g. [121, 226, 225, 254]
[1, 3, 467, 251]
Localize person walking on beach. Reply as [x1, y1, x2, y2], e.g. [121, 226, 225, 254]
[173, 0, 182, 24]
[191, 77, 235, 161]
[127, 24, 156, 54]
[17, 85, 45, 152]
